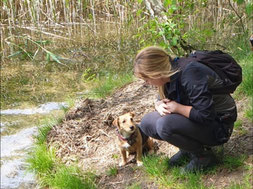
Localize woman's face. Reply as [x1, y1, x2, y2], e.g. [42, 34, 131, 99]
[144, 77, 170, 86]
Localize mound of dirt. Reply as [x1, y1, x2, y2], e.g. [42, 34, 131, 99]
[47, 79, 253, 189]
[47, 79, 178, 170]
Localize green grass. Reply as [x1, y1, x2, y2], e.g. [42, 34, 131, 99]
[142, 154, 250, 189]
[142, 154, 209, 189]
[88, 72, 134, 98]
[234, 120, 243, 129]
[126, 182, 142, 189]
[223, 155, 246, 171]
[230, 36, 253, 123]
[237, 54, 253, 97]
[244, 99, 253, 121]
[48, 166, 97, 189]
[27, 143, 97, 189]
[26, 111, 97, 189]
[233, 119, 247, 135]
[36, 117, 61, 145]
[27, 144, 56, 175]
[228, 34, 252, 98]
[106, 165, 118, 177]
[227, 170, 252, 189]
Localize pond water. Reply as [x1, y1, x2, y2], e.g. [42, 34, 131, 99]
[1, 21, 128, 188]
[0, 102, 67, 189]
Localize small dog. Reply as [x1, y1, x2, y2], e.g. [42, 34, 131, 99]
[113, 112, 154, 166]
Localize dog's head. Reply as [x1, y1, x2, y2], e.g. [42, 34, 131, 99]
[113, 112, 136, 139]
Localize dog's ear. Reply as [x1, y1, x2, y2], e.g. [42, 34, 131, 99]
[130, 112, 135, 117]
[112, 118, 119, 128]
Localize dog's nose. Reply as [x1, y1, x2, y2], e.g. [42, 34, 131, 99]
[130, 126, 134, 131]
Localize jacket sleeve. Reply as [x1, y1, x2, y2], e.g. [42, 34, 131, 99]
[181, 63, 216, 125]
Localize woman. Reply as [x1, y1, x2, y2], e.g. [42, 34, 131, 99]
[134, 46, 237, 172]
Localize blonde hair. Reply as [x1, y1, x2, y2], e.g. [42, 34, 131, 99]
[134, 46, 178, 99]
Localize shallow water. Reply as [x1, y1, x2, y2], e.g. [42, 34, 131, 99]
[0, 102, 67, 189]
[1, 103, 66, 136]
[1, 102, 67, 115]
[1, 127, 38, 189]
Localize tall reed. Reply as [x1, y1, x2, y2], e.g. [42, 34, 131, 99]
[1, 0, 252, 61]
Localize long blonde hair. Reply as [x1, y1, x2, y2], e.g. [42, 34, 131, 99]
[134, 46, 178, 99]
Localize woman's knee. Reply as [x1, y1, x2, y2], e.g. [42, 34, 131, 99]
[140, 112, 160, 136]
[156, 116, 174, 140]
[140, 112, 156, 130]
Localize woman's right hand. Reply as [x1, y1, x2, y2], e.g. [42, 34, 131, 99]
[154, 99, 171, 116]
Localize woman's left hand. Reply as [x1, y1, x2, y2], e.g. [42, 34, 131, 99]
[165, 101, 192, 118]
[165, 101, 179, 114]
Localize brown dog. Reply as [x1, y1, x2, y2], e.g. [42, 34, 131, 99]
[113, 112, 154, 166]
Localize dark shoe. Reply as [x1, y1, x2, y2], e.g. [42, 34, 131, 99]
[182, 149, 217, 173]
[168, 150, 192, 167]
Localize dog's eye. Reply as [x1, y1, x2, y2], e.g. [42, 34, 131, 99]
[130, 118, 133, 121]
[122, 120, 126, 123]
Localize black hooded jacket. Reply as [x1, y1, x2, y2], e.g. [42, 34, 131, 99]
[163, 59, 237, 126]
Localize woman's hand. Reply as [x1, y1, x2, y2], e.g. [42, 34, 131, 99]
[154, 99, 171, 116]
[155, 99, 192, 118]
[165, 100, 179, 113]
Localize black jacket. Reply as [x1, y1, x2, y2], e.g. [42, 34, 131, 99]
[164, 59, 237, 126]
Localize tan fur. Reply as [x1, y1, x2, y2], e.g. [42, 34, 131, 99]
[113, 112, 154, 166]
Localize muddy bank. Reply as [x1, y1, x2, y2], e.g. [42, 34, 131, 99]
[47, 79, 176, 172]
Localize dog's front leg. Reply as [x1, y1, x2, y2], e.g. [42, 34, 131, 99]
[136, 147, 143, 166]
[119, 149, 127, 166]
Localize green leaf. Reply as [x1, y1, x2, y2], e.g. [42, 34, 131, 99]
[137, 9, 143, 17]
[164, 0, 172, 7]
[158, 30, 164, 36]
[236, 0, 244, 5]
[46, 53, 51, 61]
[47, 51, 61, 64]
[171, 4, 178, 11]
[8, 51, 23, 58]
[246, 3, 253, 16]
[171, 36, 178, 46]
[137, 0, 143, 3]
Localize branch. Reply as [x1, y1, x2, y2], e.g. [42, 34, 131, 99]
[228, 0, 246, 33]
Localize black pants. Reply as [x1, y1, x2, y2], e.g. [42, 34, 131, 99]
[139, 111, 232, 153]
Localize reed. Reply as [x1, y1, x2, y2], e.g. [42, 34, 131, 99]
[1, 0, 252, 61]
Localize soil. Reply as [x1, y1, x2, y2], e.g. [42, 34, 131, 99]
[47, 79, 253, 189]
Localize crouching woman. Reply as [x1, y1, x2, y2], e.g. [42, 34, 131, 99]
[134, 46, 237, 172]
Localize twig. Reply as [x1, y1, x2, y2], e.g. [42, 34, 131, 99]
[228, 0, 245, 33]
[16, 25, 74, 41]
[227, 144, 236, 154]
[99, 129, 111, 138]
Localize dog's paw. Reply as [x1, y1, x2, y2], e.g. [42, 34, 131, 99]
[122, 142, 131, 149]
[148, 149, 155, 155]
[119, 161, 127, 167]
[137, 161, 143, 166]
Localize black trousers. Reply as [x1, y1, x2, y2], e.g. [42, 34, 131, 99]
[139, 111, 231, 153]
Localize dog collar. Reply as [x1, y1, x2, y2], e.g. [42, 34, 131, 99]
[116, 129, 137, 145]
[116, 130, 127, 141]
